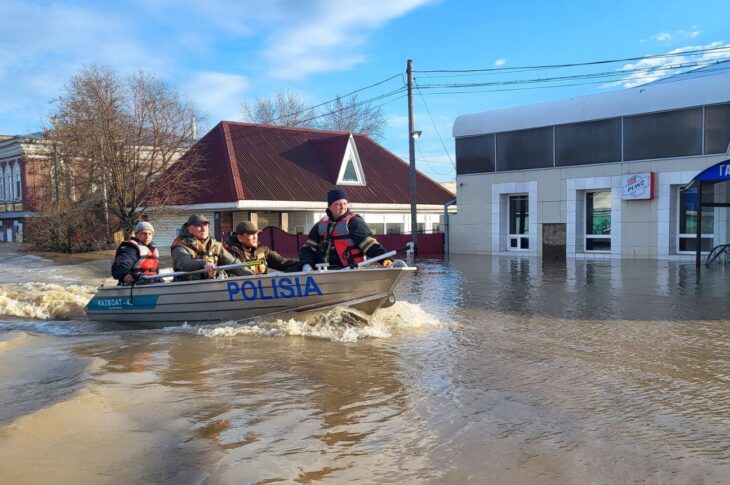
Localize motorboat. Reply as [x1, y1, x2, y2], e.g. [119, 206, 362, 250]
[86, 253, 415, 328]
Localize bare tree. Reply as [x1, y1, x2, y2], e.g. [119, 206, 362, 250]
[45, 65, 203, 243]
[241, 91, 385, 139]
[241, 91, 316, 127]
[319, 94, 385, 139]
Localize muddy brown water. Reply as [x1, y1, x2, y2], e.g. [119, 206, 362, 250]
[0, 248, 728, 484]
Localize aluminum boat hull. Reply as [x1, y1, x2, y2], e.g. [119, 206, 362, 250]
[86, 266, 415, 328]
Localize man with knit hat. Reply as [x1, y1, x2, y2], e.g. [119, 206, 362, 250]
[223, 220, 299, 275]
[112, 221, 161, 285]
[300, 188, 391, 270]
[170, 214, 244, 281]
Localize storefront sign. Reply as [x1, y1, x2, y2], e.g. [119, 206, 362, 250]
[622, 172, 654, 200]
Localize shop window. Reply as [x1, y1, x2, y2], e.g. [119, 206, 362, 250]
[585, 191, 611, 251]
[624, 108, 702, 161]
[497, 127, 553, 171]
[508, 194, 529, 250]
[704, 103, 730, 154]
[456, 134, 495, 174]
[678, 185, 714, 252]
[556, 118, 621, 166]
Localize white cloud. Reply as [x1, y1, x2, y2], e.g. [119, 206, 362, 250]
[262, 0, 434, 79]
[0, 0, 433, 134]
[493, 58, 507, 67]
[604, 41, 730, 89]
[649, 28, 702, 43]
[183, 72, 249, 122]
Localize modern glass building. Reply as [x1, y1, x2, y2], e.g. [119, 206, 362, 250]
[449, 62, 730, 260]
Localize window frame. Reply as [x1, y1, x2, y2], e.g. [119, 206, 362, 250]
[585, 190, 612, 252]
[508, 194, 529, 251]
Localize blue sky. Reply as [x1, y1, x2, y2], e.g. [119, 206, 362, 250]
[2, 0, 729, 182]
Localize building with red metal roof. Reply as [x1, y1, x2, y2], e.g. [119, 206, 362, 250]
[150, 121, 455, 247]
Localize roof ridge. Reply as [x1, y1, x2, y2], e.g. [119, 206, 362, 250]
[221, 120, 352, 136]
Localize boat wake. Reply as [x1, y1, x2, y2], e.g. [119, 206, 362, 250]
[0, 283, 96, 320]
[191, 301, 442, 342]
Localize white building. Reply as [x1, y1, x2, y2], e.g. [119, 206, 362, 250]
[450, 62, 730, 260]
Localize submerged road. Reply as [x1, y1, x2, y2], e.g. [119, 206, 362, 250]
[0, 249, 728, 483]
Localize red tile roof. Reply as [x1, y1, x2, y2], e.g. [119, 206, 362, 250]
[177, 121, 455, 205]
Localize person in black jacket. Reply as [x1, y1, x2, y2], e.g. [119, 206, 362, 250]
[299, 188, 392, 270]
[111, 221, 161, 285]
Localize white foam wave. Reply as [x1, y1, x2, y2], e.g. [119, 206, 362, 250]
[0, 283, 96, 319]
[193, 301, 442, 343]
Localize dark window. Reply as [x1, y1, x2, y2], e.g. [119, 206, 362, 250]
[509, 195, 529, 235]
[496, 127, 553, 171]
[679, 185, 714, 237]
[585, 191, 611, 252]
[342, 159, 358, 181]
[455, 135, 495, 174]
[704, 103, 730, 154]
[556, 118, 621, 166]
[624, 108, 702, 161]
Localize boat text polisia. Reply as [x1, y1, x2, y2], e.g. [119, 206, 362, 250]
[226, 276, 323, 302]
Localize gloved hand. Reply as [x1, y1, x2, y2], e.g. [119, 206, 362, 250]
[302, 264, 313, 272]
[381, 259, 392, 267]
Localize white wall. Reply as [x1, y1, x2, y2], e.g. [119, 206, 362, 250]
[451, 153, 730, 259]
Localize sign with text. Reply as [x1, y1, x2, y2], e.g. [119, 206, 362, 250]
[622, 172, 654, 200]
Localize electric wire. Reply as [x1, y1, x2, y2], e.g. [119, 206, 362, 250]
[414, 79, 455, 168]
[416, 62, 730, 96]
[266, 73, 405, 123]
[414, 59, 726, 90]
[414, 44, 730, 75]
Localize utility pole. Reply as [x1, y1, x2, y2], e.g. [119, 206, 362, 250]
[407, 59, 418, 252]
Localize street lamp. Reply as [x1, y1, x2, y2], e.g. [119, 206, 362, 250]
[411, 130, 422, 140]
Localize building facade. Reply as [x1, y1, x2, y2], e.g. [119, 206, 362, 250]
[0, 135, 50, 242]
[450, 63, 730, 260]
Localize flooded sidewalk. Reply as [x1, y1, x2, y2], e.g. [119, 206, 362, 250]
[0, 250, 728, 483]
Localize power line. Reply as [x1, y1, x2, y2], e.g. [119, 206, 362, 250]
[414, 79, 455, 168]
[414, 44, 730, 75]
[415, 141, 455, 176]
[415, 61, 730, 96]
[266, 73, 404, 123]
[291, 87, 407, 126]
[415, 59, 726, 90]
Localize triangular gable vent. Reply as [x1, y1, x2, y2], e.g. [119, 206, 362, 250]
[336, 134, 366, 186]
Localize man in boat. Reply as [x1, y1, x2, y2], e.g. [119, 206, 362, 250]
[111, 221, 161, 285]
[223, 221, 300, 274]
[299, 188, 392, 271]
[171, 214, 245, 281]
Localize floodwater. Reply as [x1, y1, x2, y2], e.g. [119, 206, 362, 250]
[0, 246, 728, 484]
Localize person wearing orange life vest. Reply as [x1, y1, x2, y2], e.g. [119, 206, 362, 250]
[299, 188, 392, 270]
[111, 221, 161, 285]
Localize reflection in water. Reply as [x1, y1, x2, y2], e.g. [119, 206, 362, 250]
[0, 254, 729, 483]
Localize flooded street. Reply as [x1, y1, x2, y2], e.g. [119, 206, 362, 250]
[0, 247, 729, 484]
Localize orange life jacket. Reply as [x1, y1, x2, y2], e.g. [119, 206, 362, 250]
[317, 212, 364, 267]
[123, 239, 160, 276]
